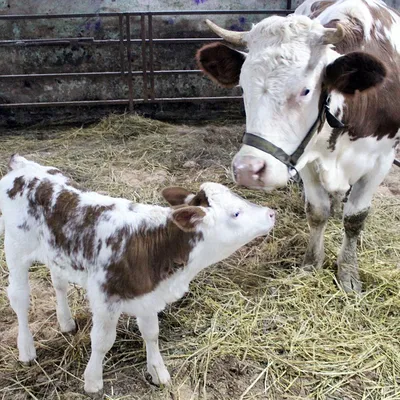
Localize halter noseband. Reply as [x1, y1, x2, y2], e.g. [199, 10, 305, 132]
[241, 92, 346, 181]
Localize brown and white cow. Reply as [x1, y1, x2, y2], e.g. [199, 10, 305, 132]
[1, 155, 275, 394]
[197, 0, 400, 292]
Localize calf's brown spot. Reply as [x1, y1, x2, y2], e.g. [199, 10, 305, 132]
[7, 176, 26, 199]
[103, 222, 203, 300]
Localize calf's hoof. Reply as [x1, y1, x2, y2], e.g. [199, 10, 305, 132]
[18, 340, 37, 365]
[84, 381, 104, 396]
[337, 268, 362, 293]
[85, 389, 104, 399]
[20, 358, 36, 367]
[148, 364, 171, 386]
[60, 318, 77, 334]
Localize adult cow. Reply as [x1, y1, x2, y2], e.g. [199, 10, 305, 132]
[197, 0, 400, 292]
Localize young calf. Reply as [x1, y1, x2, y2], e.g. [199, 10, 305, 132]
[1, 155, 275, 394]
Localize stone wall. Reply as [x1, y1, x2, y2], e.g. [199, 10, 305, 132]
[0, 0, 398, 127]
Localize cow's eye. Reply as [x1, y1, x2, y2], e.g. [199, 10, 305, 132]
[301, 88, 310, 96]
[233, 211, 240, 218]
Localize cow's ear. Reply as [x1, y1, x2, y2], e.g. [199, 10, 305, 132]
[196, 42, 245, 88]
[324, 52, 386, 94]
[171, 206, 206, 232]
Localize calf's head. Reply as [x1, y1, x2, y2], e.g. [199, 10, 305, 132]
[162, 182, 275, 251]
[197, 15, 386, 190]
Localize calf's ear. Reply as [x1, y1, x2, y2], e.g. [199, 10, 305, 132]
[171, 206, 206, 232]
[324, 52, 386, 94]
[162, 187, 193, 206]
[196, 42, 245, 88]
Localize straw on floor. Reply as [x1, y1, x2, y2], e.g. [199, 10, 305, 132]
[0, 114, 399, 400]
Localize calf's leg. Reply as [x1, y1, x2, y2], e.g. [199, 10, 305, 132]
[337, 158, 393, 293]
[137, 314, 171, 385]
[6, 237, 36, 364]
[300, 165, 331, 270]
[84, 297, 121, 393]
[50, 270, 76, 333]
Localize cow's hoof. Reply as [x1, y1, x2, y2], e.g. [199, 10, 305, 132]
[301, 263, 322, 273]
[337, 271, 362, 294]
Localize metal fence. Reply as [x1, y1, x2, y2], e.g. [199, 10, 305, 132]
[0, 4, 294, 111]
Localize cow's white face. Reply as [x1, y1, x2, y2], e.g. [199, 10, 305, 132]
[235, 17, 329, 189]
[197, 15, 387, 191]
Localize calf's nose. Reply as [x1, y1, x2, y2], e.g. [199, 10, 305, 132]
[232, 156, 266, 187]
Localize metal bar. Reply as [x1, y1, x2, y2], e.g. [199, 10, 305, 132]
[0, 96, 243, 108]
[0, 70, 203, 80]
[0, 37, 95, 45]
[118, 15, 125, 78]
[148, 14, 155, 100]
[394, 159, 400, 167]
[140, 14, 148, 102]
[0, 37, 227, 47]
[125, 14, 134, 112]
[287, 0, 292, 10]
[0, 10, 293, 20]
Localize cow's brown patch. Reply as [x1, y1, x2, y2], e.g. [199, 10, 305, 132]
[344, 209, 369, 239]
[7, 176, 26, 199]
[103, 222, 203, 299]
[310, 1, 335, 19]
[317, 3, 400, 147]
[196, 42, 245, 88]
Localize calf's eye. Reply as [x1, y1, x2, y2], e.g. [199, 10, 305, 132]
[233, 211, 240, 218]
[301, 88, 310, 96]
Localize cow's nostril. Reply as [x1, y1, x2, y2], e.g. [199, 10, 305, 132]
[252, 162, 266, 181]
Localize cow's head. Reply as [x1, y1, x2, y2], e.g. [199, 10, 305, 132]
[197, 15, 386, 190]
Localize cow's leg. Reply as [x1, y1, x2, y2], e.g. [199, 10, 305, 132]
[337, 159, 393, 293]
[50, 270, 76, 333]
[300, 164, 331, 270]
[6, 238, 36, 364]
[84, 293, 121, 394]
[137, 314, 171, 385]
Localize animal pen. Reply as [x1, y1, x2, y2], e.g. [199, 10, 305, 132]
[1, 3, 400, 400]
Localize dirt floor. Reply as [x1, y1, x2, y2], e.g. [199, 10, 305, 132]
[0, 115, 399, 400]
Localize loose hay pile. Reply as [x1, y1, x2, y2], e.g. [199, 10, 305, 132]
[0, 114, 399, 400]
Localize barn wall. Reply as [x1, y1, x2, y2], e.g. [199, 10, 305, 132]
[0, 0, 398, 126]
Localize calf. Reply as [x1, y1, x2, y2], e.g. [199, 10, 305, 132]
[1, 155, 275, 394]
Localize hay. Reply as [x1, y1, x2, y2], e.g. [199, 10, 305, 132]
[0, 113, 399, 400]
